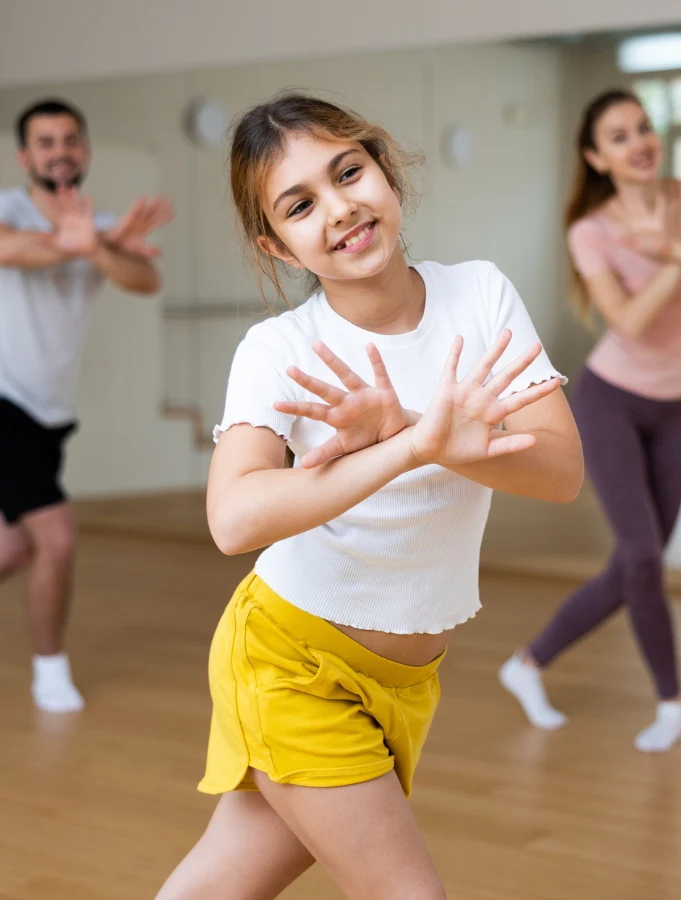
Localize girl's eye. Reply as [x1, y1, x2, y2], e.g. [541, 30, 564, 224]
[287, 199, 313, 218]
[640, 121, 653, 134]
[611, 132, 627, 143]
[339, 165, 361, 183]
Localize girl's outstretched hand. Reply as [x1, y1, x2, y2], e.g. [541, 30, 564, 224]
[274, 341, 410, 468]
[409, 329, 562, 469]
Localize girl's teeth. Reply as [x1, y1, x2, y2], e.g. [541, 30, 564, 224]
[341, 225, 372, 249]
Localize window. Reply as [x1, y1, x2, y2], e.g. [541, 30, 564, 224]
[634, 78, 671, 135]
[633, 76, 681, 175]
[670, 76, 681, 125]
[674, 136, 681, 179]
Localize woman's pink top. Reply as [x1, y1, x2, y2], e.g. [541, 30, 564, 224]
[568, 204, 681, 400]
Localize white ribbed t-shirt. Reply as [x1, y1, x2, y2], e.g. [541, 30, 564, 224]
[215, 260, 565, 634]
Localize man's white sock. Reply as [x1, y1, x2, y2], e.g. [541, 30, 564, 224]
[32, 653, 85, 713]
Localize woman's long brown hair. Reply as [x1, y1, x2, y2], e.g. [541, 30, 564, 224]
[565, 89, 644, 321]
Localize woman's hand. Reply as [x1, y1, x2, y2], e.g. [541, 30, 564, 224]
[409, 330, 562, 468]
[274, 341, 410, 468]
[613, 188, 680, 262]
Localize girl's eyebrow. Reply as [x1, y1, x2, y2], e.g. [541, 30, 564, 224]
[272, 149, 358, 211]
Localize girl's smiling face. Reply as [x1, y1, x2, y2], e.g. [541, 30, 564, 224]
[258, 132, 404, 286]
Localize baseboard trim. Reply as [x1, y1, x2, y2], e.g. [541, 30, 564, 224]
[480, 552, 681, 596]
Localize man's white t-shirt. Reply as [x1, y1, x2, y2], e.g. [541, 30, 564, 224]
[0, 187, 116, 426]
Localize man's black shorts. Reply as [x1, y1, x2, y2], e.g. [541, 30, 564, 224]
[0, 398, 77, 525]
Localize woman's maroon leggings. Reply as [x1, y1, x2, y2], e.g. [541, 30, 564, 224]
[529, 368, 680, 700]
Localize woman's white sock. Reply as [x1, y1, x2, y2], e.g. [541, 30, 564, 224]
[499, 652, 568, 730]
[634, 701, 681, 753]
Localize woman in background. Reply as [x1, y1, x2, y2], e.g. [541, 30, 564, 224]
[501, 88, 681, 753]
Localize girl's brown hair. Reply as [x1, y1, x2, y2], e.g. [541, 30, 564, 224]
[565, 88, 644, 321]
[229, 91, 421, 306]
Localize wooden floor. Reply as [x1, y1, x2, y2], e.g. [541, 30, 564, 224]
[1, 531, 680, 899]
[73, 491, 213, 544]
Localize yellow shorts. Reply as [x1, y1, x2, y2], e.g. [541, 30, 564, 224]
[198, 573, 444, 798]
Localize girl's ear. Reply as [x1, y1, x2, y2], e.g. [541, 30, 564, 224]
[257, 234, 305, 270]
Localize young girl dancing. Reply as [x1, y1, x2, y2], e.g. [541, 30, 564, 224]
[157, 93, 582, 900]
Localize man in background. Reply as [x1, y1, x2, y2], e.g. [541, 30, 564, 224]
[0, 98, 173, 712]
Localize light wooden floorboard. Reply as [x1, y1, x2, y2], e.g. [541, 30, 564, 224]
[1, 525, 680, 898]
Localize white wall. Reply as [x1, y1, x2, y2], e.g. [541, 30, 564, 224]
[65, 143, 200, 495]
[428, 44, 564, 343]
[1, 0, 680, 87]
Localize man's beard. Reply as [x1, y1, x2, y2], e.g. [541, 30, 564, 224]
[29, 166, 84, 194]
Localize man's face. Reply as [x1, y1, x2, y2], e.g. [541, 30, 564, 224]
[18, 113, 89, 193]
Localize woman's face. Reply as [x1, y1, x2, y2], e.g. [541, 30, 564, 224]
[258, 132, 403, 285]
[586, 101, 663, 186]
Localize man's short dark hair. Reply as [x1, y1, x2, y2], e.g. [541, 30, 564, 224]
[15, 99, 88, 148]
